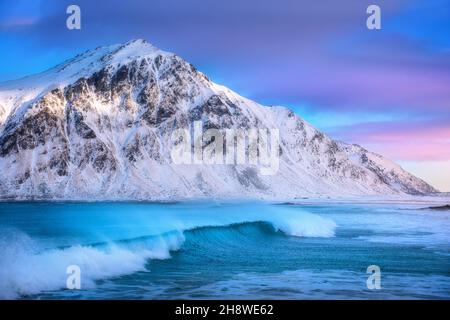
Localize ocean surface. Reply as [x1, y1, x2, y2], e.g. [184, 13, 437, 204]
[0, 201, 449, 299]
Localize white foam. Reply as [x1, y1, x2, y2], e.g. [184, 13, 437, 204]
[175, 269, 450, 299]
[269, 212, 337, 237]
[0, 204, 336, 299]
[0, 230, 184, 299]
[325, 206, 450, 248]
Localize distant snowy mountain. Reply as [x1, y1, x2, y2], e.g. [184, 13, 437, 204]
[0, 39, 437, 200]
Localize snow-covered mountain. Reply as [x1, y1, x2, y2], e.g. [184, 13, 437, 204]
[0, 39, 437, 200]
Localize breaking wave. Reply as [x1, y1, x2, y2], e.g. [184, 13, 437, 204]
[0, 208, 336, 299]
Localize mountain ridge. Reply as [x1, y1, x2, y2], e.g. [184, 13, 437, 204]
[0, 39, 438, 200]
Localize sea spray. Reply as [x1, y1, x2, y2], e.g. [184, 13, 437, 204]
[0, 202, 337, 299]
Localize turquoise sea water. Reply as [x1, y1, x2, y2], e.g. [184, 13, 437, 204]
[0, 201, 449, 299]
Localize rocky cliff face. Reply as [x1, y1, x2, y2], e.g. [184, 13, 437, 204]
[0, 39, 437, 200]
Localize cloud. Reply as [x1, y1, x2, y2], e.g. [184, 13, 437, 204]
[0, 17, 38, 29]
[329, 120, 450, 161]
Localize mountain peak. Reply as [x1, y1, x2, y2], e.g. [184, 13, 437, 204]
[124, 38, 150, 46]
[116, 38, 162, 56]
[0, 39, 171, 94]
[104, 38, 168, 66]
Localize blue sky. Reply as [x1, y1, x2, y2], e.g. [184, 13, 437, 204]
[0, 0, 449, 190]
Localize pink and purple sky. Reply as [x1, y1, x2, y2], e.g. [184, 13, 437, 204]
[1, 0, 449, 191]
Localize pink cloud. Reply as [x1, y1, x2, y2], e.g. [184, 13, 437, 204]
[296, 63, 450, 111]
[330, 121, 450, 161]
[366, 141, 450, 161]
